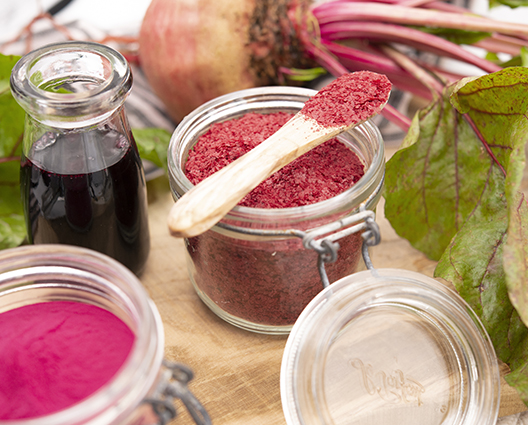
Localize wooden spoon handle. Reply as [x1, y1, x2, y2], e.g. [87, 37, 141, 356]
[167, 114, 343, 238]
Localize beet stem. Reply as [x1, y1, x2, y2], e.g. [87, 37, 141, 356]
[312, 2, 528, 39]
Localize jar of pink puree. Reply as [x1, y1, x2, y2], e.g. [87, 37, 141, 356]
[167, 86, 385, 335]
[0, 244, 210, 425]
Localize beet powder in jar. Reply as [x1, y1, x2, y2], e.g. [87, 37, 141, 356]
[168, 87, 385, 334]
[0, 244, 210, 425]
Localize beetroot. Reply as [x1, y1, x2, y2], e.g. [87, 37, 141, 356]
[138, 0, 528, 127]
[138, 0, 314, 123]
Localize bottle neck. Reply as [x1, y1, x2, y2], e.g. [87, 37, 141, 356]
[10, 41, 132, 129]
[22, 106, 134, 174]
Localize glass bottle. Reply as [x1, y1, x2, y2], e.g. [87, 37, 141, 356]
[168, 86, 385, 334]
[10, 41, 150, 275]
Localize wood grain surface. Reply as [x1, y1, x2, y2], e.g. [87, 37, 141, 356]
[141, 149, 528, 424]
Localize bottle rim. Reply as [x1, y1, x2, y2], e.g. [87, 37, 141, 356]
[10, 41, 132, 128]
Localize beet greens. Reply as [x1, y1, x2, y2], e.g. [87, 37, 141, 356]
[385, 65, 528, 403]
[300, 0, 528, 128]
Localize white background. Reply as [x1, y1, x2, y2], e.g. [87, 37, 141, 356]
[0, 0, 151, 43]
[1, 0, 528, 44]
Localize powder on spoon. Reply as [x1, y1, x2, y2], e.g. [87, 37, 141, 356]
[301, 71, 391, 127]
[0, 300, 135, 419]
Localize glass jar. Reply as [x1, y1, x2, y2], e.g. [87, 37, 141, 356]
[281, 268, 500, 425]
[167, 86, 385, 334]
[0, 244, 210, 425]
[10, 41, 150, 276]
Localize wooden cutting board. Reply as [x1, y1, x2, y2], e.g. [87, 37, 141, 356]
[141, 157, 528, 425]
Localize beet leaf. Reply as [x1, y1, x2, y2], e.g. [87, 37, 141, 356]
[491, 0, 528, 7]
[0, 54, 25, 249]
[412, 26, 492, 45]
[132, 128, 171, 171]
[385, 66, 528, 403]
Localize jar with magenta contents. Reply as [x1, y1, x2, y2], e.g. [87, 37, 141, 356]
[0, 244, 210, 425]
[167, 87, 385, 334]
[10, 41, 150, 276]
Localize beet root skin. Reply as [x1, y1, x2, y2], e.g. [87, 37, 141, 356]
[138, 0, 314, 123]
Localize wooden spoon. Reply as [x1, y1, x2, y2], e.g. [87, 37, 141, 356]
[168, 71, 391, 238]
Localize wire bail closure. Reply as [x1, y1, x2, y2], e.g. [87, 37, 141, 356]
[145, 360, 212, 425]
[217, 202, 381, 290]
[301, 204, 380, 288]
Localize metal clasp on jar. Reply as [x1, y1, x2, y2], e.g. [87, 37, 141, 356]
[144, 360, 211, 425]
[218, 201, 381, 291]
[299, 204, 380, 288]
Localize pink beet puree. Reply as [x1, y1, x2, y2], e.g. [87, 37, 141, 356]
[0, 301, 135, 419]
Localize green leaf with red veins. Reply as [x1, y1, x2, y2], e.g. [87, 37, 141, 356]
[384, 90, 492, 261]
[447, 68, 528, 332]
[441, 68, 528, 371]
[502, 190, 528, 399]
[499, 69, 528, 391]
[0, 54, 25, 249]
[434, 174, 520, 359]
[505, 190, 528, 327]
[387, 66, 528, 403]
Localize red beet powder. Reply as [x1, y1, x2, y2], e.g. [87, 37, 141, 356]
[0, 301, 135, 419]
[185, 112, 365, 208]
[301, 71, 391, 128]
[184, 110, 368, 327]
[182, 74, 389, 328]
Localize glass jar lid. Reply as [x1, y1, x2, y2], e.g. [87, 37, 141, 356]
[280, 268, 500, 425]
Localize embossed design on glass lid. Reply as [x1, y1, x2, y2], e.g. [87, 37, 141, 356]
[280, 268, 500, 425]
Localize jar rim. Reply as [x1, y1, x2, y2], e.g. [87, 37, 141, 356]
[168, 86, 385, 224]
[280, 268, 500, 425]
[0, 244, 164, 424]
[10, 41, 132, 128]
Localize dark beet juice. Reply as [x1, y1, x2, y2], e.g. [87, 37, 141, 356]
[20, 127, 150, 275]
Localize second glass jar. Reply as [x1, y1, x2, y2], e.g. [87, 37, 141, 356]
[0, 244, 209, 425]
[168, 87, 385, 334]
